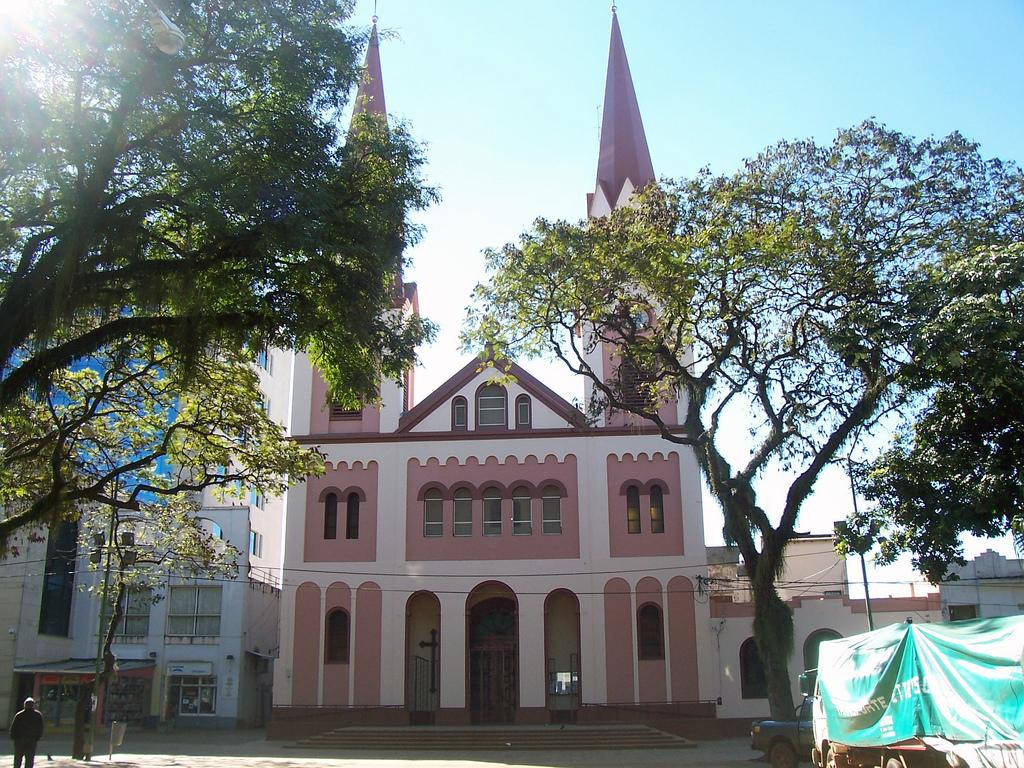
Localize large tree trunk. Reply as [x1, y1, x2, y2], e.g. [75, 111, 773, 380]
[751, 555, 796, 719]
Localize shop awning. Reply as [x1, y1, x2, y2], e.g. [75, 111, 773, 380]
[15, 658, 156, 675]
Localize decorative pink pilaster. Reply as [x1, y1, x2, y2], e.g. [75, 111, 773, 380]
[603, 578, 634, 703]
[353, 582, 382, 705]
[667, 575, 699, 700]
[292, 582, 321, 705]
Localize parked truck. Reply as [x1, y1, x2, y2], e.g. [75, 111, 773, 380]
[805, 614, 1024, 768]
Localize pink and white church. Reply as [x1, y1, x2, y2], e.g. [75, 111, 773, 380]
[270, 11, 940, 735]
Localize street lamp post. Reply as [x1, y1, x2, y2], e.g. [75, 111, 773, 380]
[83, 486, 136, 761]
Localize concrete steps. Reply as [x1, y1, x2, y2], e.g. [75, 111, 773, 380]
[290, 724, 694, 751]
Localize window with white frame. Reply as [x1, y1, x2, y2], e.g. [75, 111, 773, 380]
[249, 529, 263, 558]
[102, 589, 152, 638]
[453, 489, 473, 536]
[169, 675, 217, 715]
[512, 487, 532, 535]
[477, 385, 507, 427]
[423, 489, 443, 537]
[256, 346, 272, 372]
[167, 586, 222, 636]
[452, 396, 468, 430]
[515, 395, 532, 427]
[542, 485, 562, 534]
[483, 488, 502, 535]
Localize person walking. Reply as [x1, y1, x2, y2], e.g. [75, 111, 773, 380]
[9, 697, 43, 768]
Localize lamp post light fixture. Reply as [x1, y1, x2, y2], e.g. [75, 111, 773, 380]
[146, 2, 185, 55]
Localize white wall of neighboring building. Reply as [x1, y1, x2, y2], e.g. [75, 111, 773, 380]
[941, 549, 1024, 620]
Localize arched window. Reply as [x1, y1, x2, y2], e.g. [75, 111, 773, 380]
[512, 486, 532, 535]
[324, 493, 338, 540]
[452, 396, 468, 430]
[515, 395, 532, 428]
[345, 492, 360, 540]
[482, 487, 502, 536]
[803, 629, 841, 671]
[477, 384, 507, 428]
[542, 485, 562, 534]
[423, 489, 443, 537]
[637, 603, 664, 660]
[325, 609, 350, 663]
[649, 485, 665, 534]
[626, 485, 641, 534]
[740, 637, 768, 699]
[453, 489, 473, 536]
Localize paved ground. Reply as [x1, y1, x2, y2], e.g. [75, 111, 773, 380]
[0, 729, 761, 768]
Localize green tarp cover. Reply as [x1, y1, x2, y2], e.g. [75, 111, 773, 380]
[816, 615, 1024, 746]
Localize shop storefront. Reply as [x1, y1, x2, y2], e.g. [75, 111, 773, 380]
[165, 661, 217, 720]
[14, 659, 156, 728]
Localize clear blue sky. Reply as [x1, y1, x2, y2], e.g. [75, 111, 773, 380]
[352, 0, 1023, 582]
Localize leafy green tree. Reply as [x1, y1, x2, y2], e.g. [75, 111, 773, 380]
[850, 244, 1024, 582]
[0, 0, 433, 412]
[0, 340, 323, 545]
[466, 122, 1023, 716]
[77, 493, 240, 759]
[0, 337, 318, 756]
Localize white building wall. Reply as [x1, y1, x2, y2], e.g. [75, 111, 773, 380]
[941, 549, 1024, 620]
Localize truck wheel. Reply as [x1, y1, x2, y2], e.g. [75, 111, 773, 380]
[884, 759, 904, 768]
[825, 746, 837, 768]
[769, 741, 798, 768]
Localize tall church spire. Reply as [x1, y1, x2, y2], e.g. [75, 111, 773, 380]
[353, 17, 387, 123]
[587, 8, 655, 218]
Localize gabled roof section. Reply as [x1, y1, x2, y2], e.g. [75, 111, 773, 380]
[588, 9, 655, 218]
[352, 19, 387, 123]
[397, 355, 586, 433]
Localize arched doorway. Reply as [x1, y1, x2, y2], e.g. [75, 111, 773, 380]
[544, 589, 580, 721]
[406, 591, 440, 723]
[467, 582, 518, 723]
[803, 629, 841, 671]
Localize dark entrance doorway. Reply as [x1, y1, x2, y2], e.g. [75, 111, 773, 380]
[468, 594, 518, 723]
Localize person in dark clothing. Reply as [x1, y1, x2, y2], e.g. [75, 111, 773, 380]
[9, 697, 43, 768]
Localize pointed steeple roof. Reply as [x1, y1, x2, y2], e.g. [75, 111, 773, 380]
[353, 18, 387, 123]
[587, 9, 655, 218]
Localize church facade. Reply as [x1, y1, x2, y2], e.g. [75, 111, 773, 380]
[271, 11, 941, 734]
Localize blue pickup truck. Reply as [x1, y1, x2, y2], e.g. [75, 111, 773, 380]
[751, 696, 814, 768]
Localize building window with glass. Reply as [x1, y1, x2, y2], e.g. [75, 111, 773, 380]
[483, 487, 502, 535]
[345, 492, 360, 540]
[477, 384, 507, 428]
[167, 586, 222, 637]
[542, 485, 562, 534]
[103, 589, 152, 638]
[169, 675, 217, 715]
[423, 489, 443, 537]
[515, 395, 532, 428]
[453, 489, 473, 536]
[512, 487, 532, 535]
[452, 396, 468, 430]
[626, 485, 641, 534]
[637, 603, 664, 660]
[325, 609, 350, 663]
[324, 492, 338, 539]
[649, 485, 665, 534]
[249, 529, 263, 558]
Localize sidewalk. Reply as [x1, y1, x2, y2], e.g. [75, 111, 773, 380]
[0, 729, 759, 768]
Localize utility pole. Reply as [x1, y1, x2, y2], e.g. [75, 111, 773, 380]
[835, 459, 876, 631]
